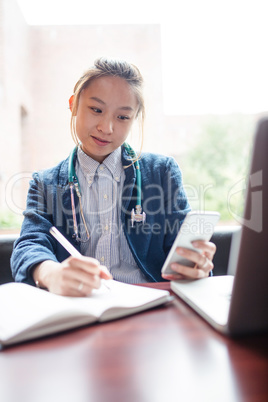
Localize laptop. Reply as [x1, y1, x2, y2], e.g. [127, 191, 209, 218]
[171, 118, 268, 335]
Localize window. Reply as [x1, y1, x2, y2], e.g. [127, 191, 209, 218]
[0, 0, 267, 232]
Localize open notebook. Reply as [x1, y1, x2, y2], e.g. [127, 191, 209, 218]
[0, 280, 171, 347]
[171, 118, 268, 336]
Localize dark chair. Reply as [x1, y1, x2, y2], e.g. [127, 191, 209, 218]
[211, 226, 238, 276]
[0, 235, 18, 284]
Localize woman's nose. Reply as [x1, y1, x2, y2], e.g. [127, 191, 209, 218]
[97, 116, 113, 134]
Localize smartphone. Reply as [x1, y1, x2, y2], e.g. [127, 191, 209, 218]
[161, 211, 220, 275]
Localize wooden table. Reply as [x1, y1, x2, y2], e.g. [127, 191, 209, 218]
[0, 283, 267, 402]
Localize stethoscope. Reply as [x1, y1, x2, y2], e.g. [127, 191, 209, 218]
[68, 143, 146, 243]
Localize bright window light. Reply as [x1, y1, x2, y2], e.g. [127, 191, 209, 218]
[17, 0, 268, 115]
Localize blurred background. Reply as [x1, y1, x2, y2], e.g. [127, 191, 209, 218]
[0, 0, 267, 232]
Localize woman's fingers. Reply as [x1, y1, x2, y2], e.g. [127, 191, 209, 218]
[175, 248, 213, 273]
[66, 255, 100, 273]
[192, 240, 216, 261]
[46, 256, 111, 296]
[99, 265, 113, 280]
[164, 260, 212, 280]
[161, 273, 186, 281]
[162, 241, 216, 281]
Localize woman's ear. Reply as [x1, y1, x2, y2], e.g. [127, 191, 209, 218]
[69, 95, 74, 112]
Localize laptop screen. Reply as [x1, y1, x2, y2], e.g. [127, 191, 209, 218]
[228, 118, 268, 333]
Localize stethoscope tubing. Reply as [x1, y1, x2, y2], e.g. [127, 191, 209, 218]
[67, 143, 143, 242]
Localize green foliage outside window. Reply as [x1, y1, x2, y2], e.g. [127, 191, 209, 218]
[177, 115, 255, 223]
[0, 210, 23, 232]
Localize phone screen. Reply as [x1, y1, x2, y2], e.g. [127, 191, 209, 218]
[161, 211, 220, 275]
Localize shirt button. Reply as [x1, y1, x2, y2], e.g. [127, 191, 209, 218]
[104, 225, 109, 231]
[100, 256, 105, 262]
[115, 176, 119, 181]
[104, 194, 108, 199]
[99, 166, 104, 171]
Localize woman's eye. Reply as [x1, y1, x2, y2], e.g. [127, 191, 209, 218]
[90, 107, 102, 113]
[118, 115, 130, 120]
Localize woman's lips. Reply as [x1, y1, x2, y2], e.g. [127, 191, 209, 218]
[91, 135, 111, 146]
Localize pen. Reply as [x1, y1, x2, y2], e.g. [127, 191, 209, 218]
[49, 226, 81, 257]
[49, 226, 111, 290]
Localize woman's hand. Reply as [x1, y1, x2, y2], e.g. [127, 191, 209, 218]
[33, 256, 112, 297]
[162, 240, 216, 281]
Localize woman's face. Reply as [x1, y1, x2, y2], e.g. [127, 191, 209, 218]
[75, 76, 139, 163]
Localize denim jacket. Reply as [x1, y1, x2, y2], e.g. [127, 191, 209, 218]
[11, 146, 191, 284]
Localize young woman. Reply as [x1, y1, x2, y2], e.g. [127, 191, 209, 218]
[11, 57, 216, 297]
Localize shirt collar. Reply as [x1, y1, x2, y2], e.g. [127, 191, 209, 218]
[77, 146, 123, 186]
[102, 147, 123, 182]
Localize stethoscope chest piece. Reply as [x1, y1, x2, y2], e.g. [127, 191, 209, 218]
[131, 205, 146, 227]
